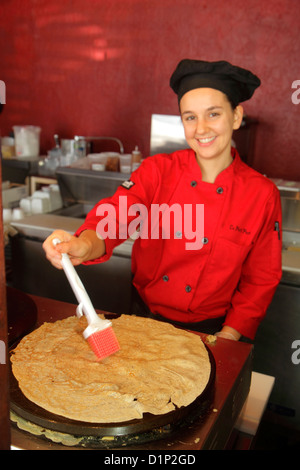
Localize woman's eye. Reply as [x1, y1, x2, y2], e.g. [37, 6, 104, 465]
[185, 115, 195, 121]
[209, 112, 220, 118]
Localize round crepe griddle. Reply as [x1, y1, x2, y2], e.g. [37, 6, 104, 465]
[10, 345, 215, 448]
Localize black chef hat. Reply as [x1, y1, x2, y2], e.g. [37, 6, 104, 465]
[170, 59, 261, 107]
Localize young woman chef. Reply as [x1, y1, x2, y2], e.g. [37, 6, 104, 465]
[43, 59, 282, 341]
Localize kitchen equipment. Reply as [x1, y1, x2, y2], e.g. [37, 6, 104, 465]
[10, 344, 215, 448]
[1, 156, 40, 185]
[150, 114, 187, 156]
[271, 179, 300, 285]
[2, 183, 28, 209]
[13, 126, 41, 158]
[54, 165, 128, 209]
[52, 238, 120, 360]
[9, 295, 253, 450]
[74, 135, 124, 155]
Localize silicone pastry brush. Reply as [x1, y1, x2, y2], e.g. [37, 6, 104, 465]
[52, 238, 120, 360]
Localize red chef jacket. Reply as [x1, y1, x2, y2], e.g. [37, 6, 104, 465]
[75, 148, 282, 339]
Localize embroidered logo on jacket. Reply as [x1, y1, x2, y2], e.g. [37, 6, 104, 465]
[121, 180, 135, 190]
[229, 224, 250, 235]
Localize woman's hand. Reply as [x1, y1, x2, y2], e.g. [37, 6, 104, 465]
[42, 229, 105, 269]
[215, 326, 241, 341]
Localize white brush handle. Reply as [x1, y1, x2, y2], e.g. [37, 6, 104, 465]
[52, 238, 111, 337]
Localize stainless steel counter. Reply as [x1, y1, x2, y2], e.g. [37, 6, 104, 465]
[10, 213, 133, 259]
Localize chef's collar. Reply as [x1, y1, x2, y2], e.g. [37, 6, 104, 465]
[186, 147, 241, 185]
[170, 59, 261, 107]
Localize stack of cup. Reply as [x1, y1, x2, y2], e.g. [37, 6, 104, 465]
[119, 154, 132, 173]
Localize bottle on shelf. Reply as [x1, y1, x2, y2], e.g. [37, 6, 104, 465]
[131, 146, 142, 171]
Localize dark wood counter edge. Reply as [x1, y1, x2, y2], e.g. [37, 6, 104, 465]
[0, 163, 11, 450]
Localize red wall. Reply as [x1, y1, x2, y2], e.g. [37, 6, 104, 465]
[1, 0, 299, 180]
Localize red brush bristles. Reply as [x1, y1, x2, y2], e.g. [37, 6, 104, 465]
[87, 326, 120, 360]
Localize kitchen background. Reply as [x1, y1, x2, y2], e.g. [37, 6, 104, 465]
[0, 0, 299, 181]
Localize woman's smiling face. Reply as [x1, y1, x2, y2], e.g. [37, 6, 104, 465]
[180, 87, 243, 164]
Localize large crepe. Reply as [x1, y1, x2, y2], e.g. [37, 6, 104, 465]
[10, 314, 211, 423]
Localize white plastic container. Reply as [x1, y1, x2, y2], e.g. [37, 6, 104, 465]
[12, 207, 25, 220]
[87, 153, 108, 170]
[13, 125, 41, 157]
[31, 197, 50, 214]
[119, 154, 132, 173]
[20, 197, 32, 216]
[2, 208, 12, 224]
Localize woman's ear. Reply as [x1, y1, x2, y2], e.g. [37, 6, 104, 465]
[233, 105, 244, 130]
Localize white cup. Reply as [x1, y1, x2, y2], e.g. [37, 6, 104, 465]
[12, 207, 25, 220]
[2, 208, 12, 224]
[119, 154, 132, 173]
